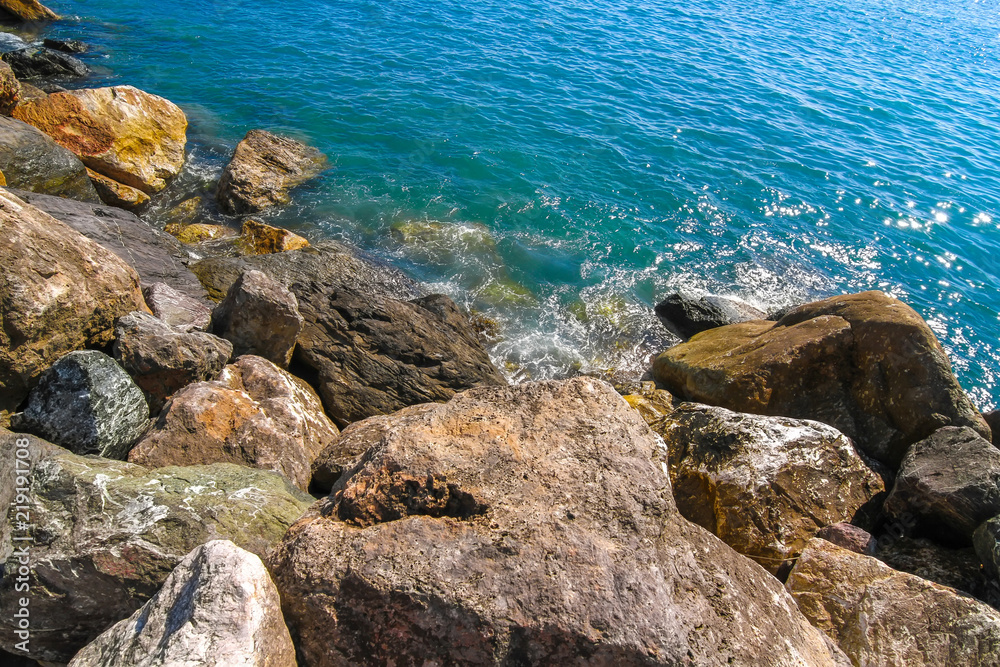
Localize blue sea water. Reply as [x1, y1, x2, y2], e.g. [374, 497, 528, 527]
[34, 0, 1000, 407]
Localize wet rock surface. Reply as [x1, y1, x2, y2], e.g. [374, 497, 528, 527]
[655, 291, 766, 340]
[240, 218, 310, 254]
[1, 47, 87, 80]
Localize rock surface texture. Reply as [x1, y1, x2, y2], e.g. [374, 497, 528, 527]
[654, 291, 990, 467]
[0, 61, 19, 115]
[13, 85, 187, 194]
[113, 311, 232, 412]
[975, 516, 1000, 580]
[268, 378, 848, 666]
[0, 116, 100, 201]
[241, 218, 310, 254]
[212, 270, 303, 367]
[655, 291, 766, 340]
[0, 190, 145, 417]
[68, 541, 296, 667]
[142, 282, 212, 332]
[0, 430, 312, 663]
[786, 538, 1000, 666]
[216, 129, 326, 214]
[129, 355, 338, 492]
[87, 167, 150, 210]
[1, 47, 86, 79]
[882, 426, 1000, 546]
[12, 350, 149, 458]
[652, 402, 885, 575]
[0, 0, 59, 21]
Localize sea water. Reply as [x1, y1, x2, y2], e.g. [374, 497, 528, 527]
[38, 0, 1000, 408]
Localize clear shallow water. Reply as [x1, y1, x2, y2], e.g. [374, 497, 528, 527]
[34, 0, 1000, 406]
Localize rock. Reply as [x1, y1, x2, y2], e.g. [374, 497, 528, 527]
[0, 429, 312, 663]
[1, 47, 86, 80]
[816, 522, 877, 556]
[216, 129, 326, 215]
[241, 217, 310, 254]
[160, 195, 202, 228]
[0, 0, 58, 21]
[654, 291, 990, 468]
[11, 350, 149, 458]
[9, 188, 208, 302]
[882, 426, 1000, 546]
[12, 86, 187, 194]
[87, 168, 150, 210]
[652, 402, 885, 575]
[267, 377, 848, 666]
[875, 535, 999, 608]
[169, 221, 236, 244]
[67, 540, 296, 667]
[0, 61, 18, 115]
[142, 282, 211, 332]
[129, 355, 338, 492]
[0, 116, 100, 202]
[622, 380, 675, 425]
[654, 291, 766, 340]
[17, 80, 45, 101]
[0, 190, 145, 417]
[113, 311, 232, 412]
[975, 516, 1000, 580]
[786, 537, 1000, 666]
[0, 648, 36, 667]
[212, 270, 303, 367]
[42, 38, 87, 53]
[985, 409, 1000, 448]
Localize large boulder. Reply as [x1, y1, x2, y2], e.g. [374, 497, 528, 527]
[882, 426, 1000, 546]
[12, 350, 149, 459]
[68, 541, 296, 667]
[216, 129, 326, 215]
[0, 61, 19, 115]
[0, 430, 312, 663]
[786, 538, 1000, 666]
[212, 269, 303, 368]
[1, 47, 87, 80]
[10, 188, 208, 301]
[652, 402, 886, 575]
[0, 0, 59, 21]
[0, 190, 146, 418]
[654, 291, 766, 340]
[0, 116, 100, 202]
[12, 86, 187, 194]
[142, 282, 211, 332]
[113, 311, 232, 412]
[653, 291, 990, 467]
[128, 355, 338, 492]
[268, 378, 848, 666]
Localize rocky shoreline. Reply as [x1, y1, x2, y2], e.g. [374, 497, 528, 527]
[1, 2, 1000, 666]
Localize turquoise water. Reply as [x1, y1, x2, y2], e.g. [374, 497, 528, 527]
[37, 0, 1000, 407]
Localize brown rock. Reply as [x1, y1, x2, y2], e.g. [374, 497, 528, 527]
[0, 190, 145, 418]
[652, 402, 885, 575]
[786, 538, 1000, 666]
[87, 167, 150, 210]
[12, 85, 187, 194]
[129, 355, 338, 491]
[654, 291, 989, 467]
[216, 129, 325, 214]
[268, 378, 848, 666]
[0, 61, 19, 115]
[169, 222, 237, 244]
[622, 380, 675, 425]
[985, 409, 1000, 447]
[0, 0, 58, 21]
[212, 269, 303, 367]
[113, 311, 233, 413]
[816, 522, 877, 556]
[241, 217, 310, 254]
[143, 282, 212, 332]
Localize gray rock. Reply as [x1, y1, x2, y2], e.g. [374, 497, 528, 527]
[42, 38, 87, 54]
[142, 282, 211, 332]
[12, 350, 148, 459]
[212, 270, 302, 368]
[0, 429, 313, 663]
[0, 116, 100, 202]
[1, 47, 87, 79]
[876, 535, 999, 609]
[113, 311, 232, 413]
[974, 516, 1000, 580]
[985, 409, 1000, 448]
[68, 540, 296, 667]
[883, 426, 1000, 546]
[654, 291, 766, 340]
[8, 188, 209, 302]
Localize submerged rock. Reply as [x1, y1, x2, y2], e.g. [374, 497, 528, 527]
[654, 291, 990, 468]
[13, 85, 187, 194]
[12, 350, 149, 458]
[0, 190, 145, 418]
[654, 291, 766, 340]
[269, 378, 847, 666]
[0, 116, 100, 202]
[68, 541, 296, 667]
[129, 355, 338, 492]
[652, 402, 885, 575]
[1, 47, 86, 79]
[216, 129, 326, 215]
[0, 0, 59, 21]
[212, 269, 303, 368]
[786, 537, 1000, 666]
[142, 282, 212, 332]
[241, 217, 310, 254]
[0, 429, 312, 663]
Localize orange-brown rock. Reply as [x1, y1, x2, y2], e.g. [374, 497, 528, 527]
[0, 61, 19, 115]
[13, 85, 187, 194]
[87, 168, 150, 210]
[216, 130, 325, 214]
[0, 190, 145, 418]
[622, 380, 675, 425]
[0, 0, 58, 21]
[240, 218, 309, 254]
[654, 291, 989, 467]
